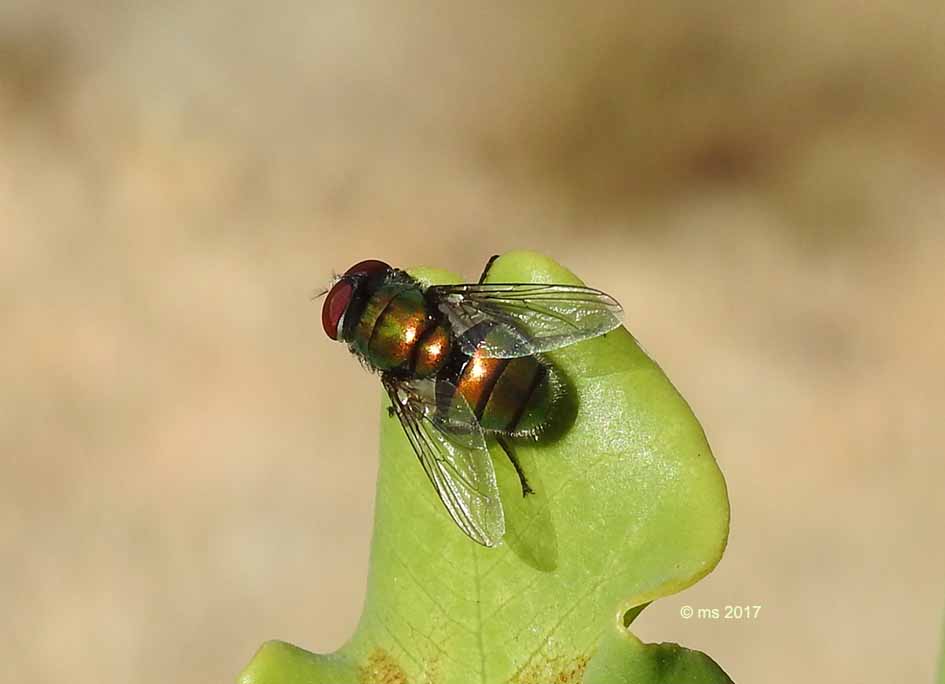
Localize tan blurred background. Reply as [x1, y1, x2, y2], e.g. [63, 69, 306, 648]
[2, 1, 944, 683]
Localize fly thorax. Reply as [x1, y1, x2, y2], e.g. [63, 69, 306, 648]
[348, 282, 430, 372]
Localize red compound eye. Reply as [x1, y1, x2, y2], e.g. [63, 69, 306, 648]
[344, 259, 390, 278]
[322, 279, 354, 340]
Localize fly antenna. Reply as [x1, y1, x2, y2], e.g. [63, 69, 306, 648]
[311, 270, 341, 300]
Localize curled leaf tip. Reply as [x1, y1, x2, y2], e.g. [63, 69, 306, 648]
[240, 251, 732, 684]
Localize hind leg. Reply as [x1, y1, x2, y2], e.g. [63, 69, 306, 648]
[496, 434, 534, 497]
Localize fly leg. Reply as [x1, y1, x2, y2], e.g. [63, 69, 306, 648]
[478, 254, 500, 284]
[496, 434, 534, 497]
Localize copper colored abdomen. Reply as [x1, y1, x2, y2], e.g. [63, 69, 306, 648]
[455, 351, 553, 436]
[413, 322, 451, 378]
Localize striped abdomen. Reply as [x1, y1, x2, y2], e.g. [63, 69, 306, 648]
[439, 324, 561, 438]
[345, 281, 450, 378]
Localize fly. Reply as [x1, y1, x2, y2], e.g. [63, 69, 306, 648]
[319, 256, 623, 547]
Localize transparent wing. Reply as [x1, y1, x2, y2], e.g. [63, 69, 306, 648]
[383, 376, 505, 547]
[429, 282, 623, 358]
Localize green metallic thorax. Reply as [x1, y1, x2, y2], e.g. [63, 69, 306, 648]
[347, 282, 431, 373]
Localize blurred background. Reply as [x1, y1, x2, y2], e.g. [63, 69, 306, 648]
[2, 1, 944, 682]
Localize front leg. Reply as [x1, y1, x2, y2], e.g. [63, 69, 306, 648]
[382, 373, 403, 418]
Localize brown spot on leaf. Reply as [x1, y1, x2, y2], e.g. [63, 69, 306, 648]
[512, 653, 590, 684]
[359, 648, 408, 684]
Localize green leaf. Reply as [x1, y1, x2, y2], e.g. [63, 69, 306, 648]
[584, 625, 733, 684]
[240, 251, 732, 684]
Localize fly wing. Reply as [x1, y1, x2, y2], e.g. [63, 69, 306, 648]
[383, 377, 505, 547]
[429, 282, 623, 358]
